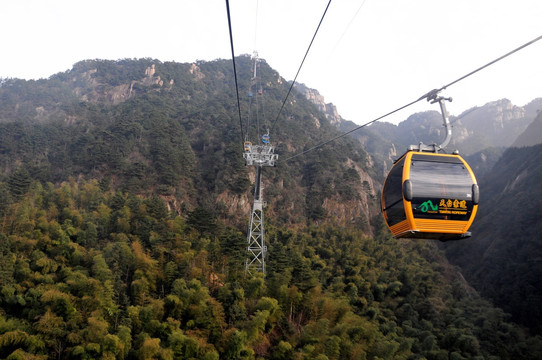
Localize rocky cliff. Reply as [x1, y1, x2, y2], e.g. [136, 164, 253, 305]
[294, 83, 342, 126]
[73, 63, 173, 105]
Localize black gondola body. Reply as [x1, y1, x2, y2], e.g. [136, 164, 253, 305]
[381, 151, 479, 241]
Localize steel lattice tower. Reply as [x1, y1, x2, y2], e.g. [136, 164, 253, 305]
[243, 144, 277, 275]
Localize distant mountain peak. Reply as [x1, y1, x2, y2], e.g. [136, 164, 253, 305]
[511, 111, 542, 147]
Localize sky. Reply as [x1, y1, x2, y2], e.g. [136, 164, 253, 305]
[1, 0, 541, 125]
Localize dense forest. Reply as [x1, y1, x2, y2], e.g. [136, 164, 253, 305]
[1, 58, 541, 359]
[442, 143, 542, 335]
[1, 179, 541, 359]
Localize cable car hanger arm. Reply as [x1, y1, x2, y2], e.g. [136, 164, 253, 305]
[409, 91, 453, 153]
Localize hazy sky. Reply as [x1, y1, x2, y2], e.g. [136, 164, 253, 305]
[1, 0, 541, 125]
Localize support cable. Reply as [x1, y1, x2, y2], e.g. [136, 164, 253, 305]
[260, 80, 267, 135]
[246, 91, 253, 141]
[253, 0, 259, 51]
[256, 81, 262, 139]
[450, 106, 480, 125]
[270, 0, 332, 134]
[225, 0, 245, 142]
[283, 33, 542, 162]
[330, 0, 368, 55]
[283, 97, 421, 162]
[428, 33, 542, 97]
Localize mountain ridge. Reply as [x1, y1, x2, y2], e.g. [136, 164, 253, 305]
[1, 57, 542, 358]
[295, 83, 541, 180]
[297, 82, 542, 335]
[0, 57, 381, 232]
[442, 143, 542, 334]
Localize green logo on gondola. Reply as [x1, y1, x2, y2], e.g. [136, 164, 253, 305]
[419, 200, 438, 213]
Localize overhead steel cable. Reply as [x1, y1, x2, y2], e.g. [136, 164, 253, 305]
[429, 33, 542, 97]
[283, 33, 542, 162]
[330, 0, 367, 55]
[253, 0, 259, 51]
[246, 87, 253, 140]
[282, 96, 422, 162]
[225, 0, 245, 142]
[450, 106, 481, 126]
[270, 0, 332, 134]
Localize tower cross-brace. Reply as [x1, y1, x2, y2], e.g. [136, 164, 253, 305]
[243, 143, 278, 275]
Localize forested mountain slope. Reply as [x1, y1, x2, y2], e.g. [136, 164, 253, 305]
[0, 57, 379, 230]
[1, 58, 542, 359]
[0, 180, 541, 359]
[512, 111, 542, 147]
[442, 143, 542, 335]
[296, 81, 542, 339]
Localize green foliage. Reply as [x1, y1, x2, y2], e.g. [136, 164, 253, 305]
[0, 180, 539, 358]
[0, 58, 540, 359]
[0, 57, 382, 230]
[443, 144, 542, 335]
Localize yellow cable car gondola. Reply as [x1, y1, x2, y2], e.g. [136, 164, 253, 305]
[381, 150, 479, 241]
[381, 93, 479, 241]
[244, 141, 252, 152]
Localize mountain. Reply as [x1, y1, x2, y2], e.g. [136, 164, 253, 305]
[511, 110, 542, 147]
[0, 57, 380, 231]
[363, 99, 538, 158]
[442, 143, 542, 334]
[295, 84, 540, 181]
[1, 58, 542, 359]
[297, 83, 542, 335]
[451, 98, 541, 154]
[462, 147, 506, 179]
[462, 104, 542, 177]
[293, 83, 342, 126]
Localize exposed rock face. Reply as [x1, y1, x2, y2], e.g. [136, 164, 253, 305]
[73, 63, 170, 105]
[292, 82, 382, 229]
[388, 143, 397, 160]
[356, 98, 538, 163]
[189, 63, 205, 80]
[216, 190, 251, 215]
[142, 64, 164, 87]
[320, 167, 378, 231]
[448, 99, 533, 153]
[461, 99, 525, 133]
[145, 64, 156, 77]
[294, 83, 342, 125]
